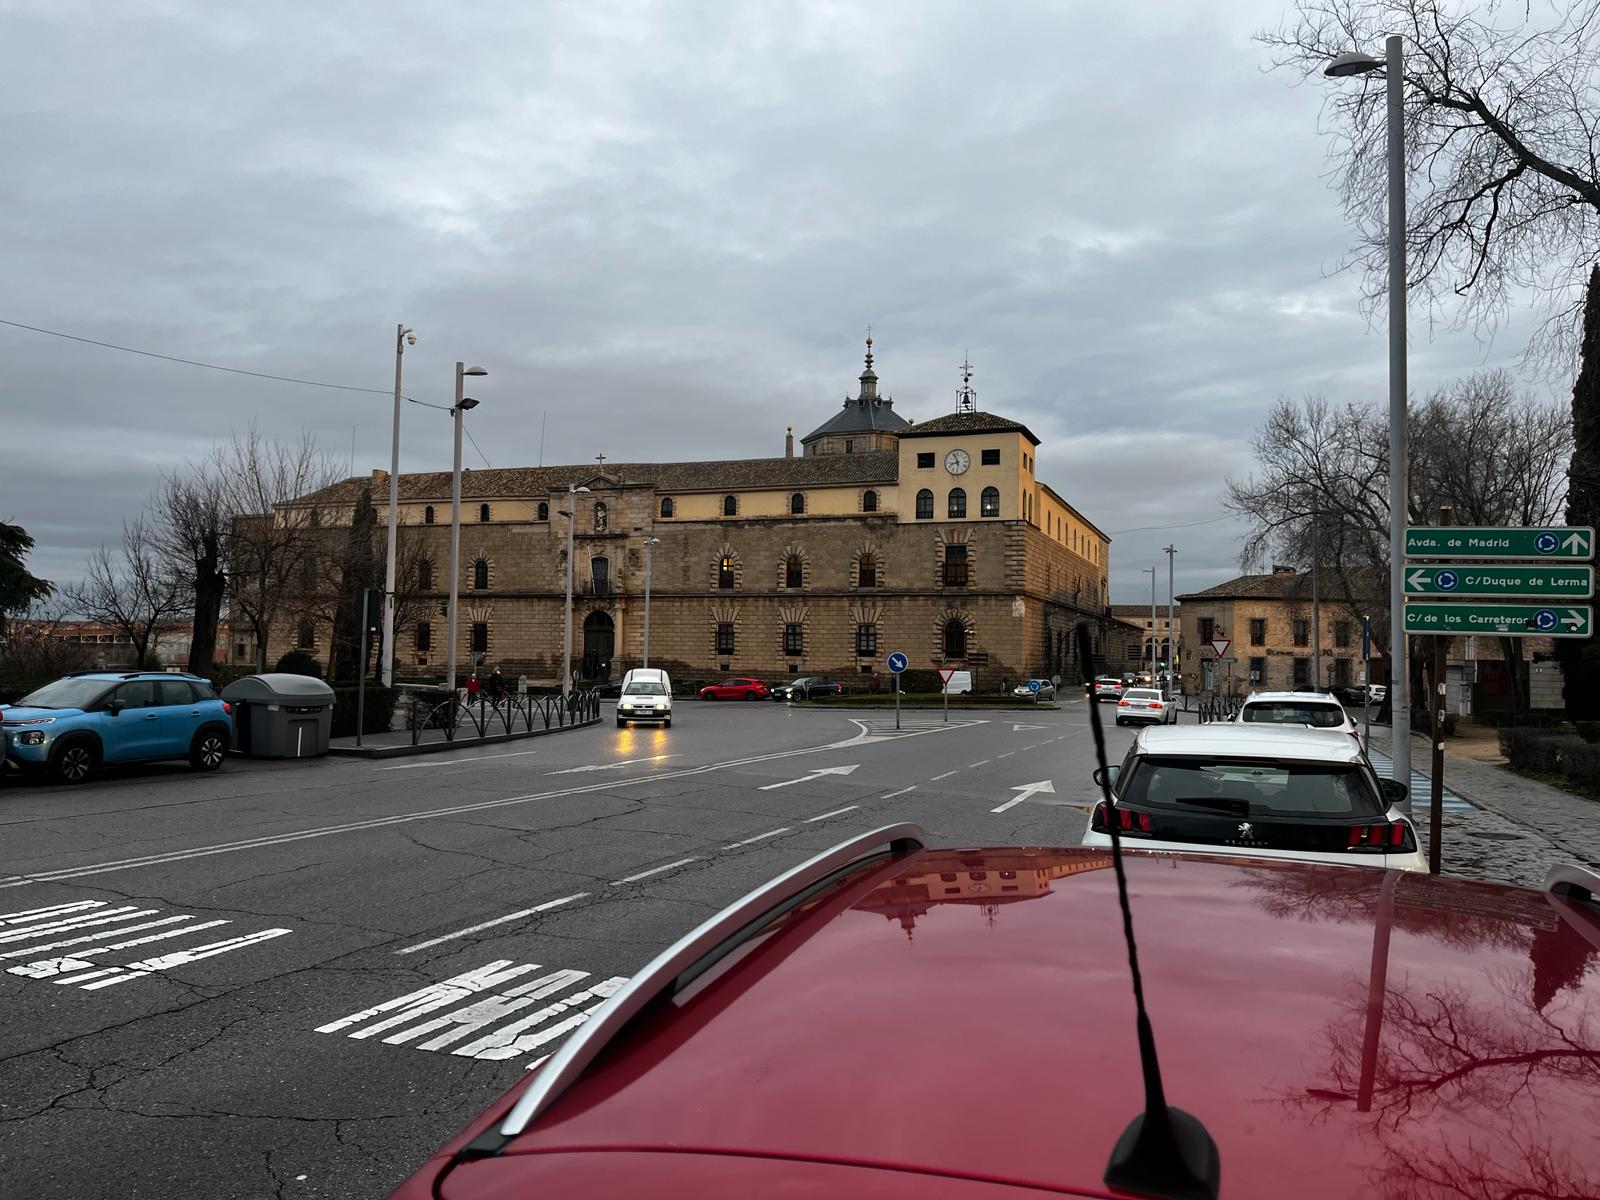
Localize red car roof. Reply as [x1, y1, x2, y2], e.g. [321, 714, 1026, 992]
[421, 848, 1600, 1198]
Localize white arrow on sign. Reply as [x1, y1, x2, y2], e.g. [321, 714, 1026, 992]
[1564, 531, 1591, 554]
[758, 764, 860, 791]
[1406, 568, 1431, 590]
[1565, 609, 1587, 629]
[991, 780, 1056, 813]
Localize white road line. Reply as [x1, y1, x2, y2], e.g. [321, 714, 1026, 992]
[376, 749, 545, 771]
[880, 786, 917, 800]
[0, 906, 157, 943]
[76, 928, 294, 989]
[0, 734, 930, 890]
[804, 806, 859, 823]
[610, 858, 699, 885]
[929, 770, 958, 781]
[395, 893, 589, 956]
[9, 919, 232, 979]
[0, 901, 104, 924]
[969, 760, 991, 768]
[997, 751, 1015, 759]
[0, 914, 202, 960]
[721, 828, 791, 850]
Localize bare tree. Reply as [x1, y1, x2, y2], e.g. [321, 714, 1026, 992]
[64, 516, 188, 669]
[155, 461, 229, 675]
[1260, 0, 1600, 364]
[0, 599, 90, 679]
[219, 428, 343, 672]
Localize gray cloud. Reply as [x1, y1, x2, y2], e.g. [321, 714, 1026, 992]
[0, 0, 1562, 602]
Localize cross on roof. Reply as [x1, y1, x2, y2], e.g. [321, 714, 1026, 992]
[595, 452, 607, 468]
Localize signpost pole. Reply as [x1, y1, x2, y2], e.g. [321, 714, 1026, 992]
[1362, 616, 1372, 754]
[895, 670, 901, 731]
[1430, 634, 1445, 875]
[943, 665, 949, 724]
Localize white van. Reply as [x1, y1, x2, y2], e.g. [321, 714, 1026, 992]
[941, 671, 973, 695]
[617, 668, 673, 728]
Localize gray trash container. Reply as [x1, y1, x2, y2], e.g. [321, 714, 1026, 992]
[220, 674, 336, 758]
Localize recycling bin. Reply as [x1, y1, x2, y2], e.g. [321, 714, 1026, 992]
[220, 673, 336, 758]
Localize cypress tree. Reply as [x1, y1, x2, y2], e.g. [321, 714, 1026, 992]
[1559, 265, 1600, 717]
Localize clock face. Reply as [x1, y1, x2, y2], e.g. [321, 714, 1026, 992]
[944, 449, 971, 476]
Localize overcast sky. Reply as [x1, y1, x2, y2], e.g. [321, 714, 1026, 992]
[0, 0, 1556, 605]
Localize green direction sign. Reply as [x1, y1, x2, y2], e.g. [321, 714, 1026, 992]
[1404, 526, 1595, 560]
[1403, 602, 1592, 638]
[1403, 563, 1594, 598]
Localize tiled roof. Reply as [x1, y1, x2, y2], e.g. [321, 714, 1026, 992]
[1109, 604, 1170, 621]
[800, 397, 911, 442]
[1175, 569, 1381, 603]
[898, 411, 1040, 445]
[292, 453, 900, 506]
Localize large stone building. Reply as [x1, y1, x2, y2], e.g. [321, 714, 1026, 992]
[273, 342, 1128, 688]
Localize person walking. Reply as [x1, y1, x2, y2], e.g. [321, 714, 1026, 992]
[487, 666, 505, 707]
[465, 671, 481, 710]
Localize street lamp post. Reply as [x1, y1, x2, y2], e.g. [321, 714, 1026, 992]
[1326, 35, 1411, 797]
[642, 536, 660, 668]
[445, 362, 487, 693]
[1143, 566, 1157, 683]
[1163, 544, 1176, 690]
[559, 484, 592, 700]
[381, 324, 416, 688]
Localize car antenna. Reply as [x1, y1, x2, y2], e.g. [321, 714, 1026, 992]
[1076, 623, 1220, 1200]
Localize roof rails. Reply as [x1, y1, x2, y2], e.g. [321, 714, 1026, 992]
[465, 823, 926, 1157]
[1546, 863, 1600, 904]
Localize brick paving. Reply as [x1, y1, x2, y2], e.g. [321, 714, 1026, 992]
[1367, 726, 1600, 888]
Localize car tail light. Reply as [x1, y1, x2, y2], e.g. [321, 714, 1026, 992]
[1118, 699, 1130, 707]
[222, 701, 232, 716]
[1344, 822, 1415, 852]
[1091, 803, 1152, 835]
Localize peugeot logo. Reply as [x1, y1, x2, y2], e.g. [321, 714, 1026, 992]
[1237, 821, 1254, 839]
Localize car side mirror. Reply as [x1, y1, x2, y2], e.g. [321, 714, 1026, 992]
[1092, 765, 1120, 788]
[1380, 779, 1408, 805]
[108, 699, 127, 716]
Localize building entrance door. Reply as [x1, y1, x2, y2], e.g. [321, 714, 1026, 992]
[583, 611, 615, 680]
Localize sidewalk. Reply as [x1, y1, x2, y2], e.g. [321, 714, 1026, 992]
[327, 715, 600, 759]
[1366, 725, 1600, 886]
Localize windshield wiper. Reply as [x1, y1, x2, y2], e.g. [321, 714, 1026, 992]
[1174, 796, 1250, 816]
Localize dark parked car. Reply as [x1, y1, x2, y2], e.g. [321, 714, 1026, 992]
[772, 677, 843, 701]
[388, 825, 1600, 1198]
[591, 677, 624, 698]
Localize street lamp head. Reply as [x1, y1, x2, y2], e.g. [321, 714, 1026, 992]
[573, 485, 591, 494]
[463, 365, 488, 377]
[457, 397, 479, 412]
[405, 330, 417, 345]
[1324, 50, 1385, 77]
[557, 509, 571, 518]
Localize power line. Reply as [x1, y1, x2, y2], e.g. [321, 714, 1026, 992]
[463, 425, 492, 469]
[1108, 514, 1237, 536]
[0, 317, 395, 396]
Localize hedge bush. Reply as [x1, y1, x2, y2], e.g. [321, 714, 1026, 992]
[329, 685, 396, 738]
[0, 678, 52, 706]
[274, 651, 323, 679]
[1498, 726, 1600, 796]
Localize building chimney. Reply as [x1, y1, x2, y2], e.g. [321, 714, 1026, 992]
[785, 425, 794, 458]
[371, 468, 387, 486]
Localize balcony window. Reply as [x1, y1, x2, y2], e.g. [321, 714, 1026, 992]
[784, 623, 804, 656]
[716, 623, 735, 656]
[915, 489, 934, 520]
[718, 556, 735, 589]
[980, 487, 1000, 517]
[943, 544, 969, 587]
[856, 623, 878, 655]
[948, 488, 967, 518]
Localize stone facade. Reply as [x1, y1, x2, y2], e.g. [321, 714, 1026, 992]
[268, 347, 1124, 689]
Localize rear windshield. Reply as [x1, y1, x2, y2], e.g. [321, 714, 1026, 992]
[1120, 756, 1383, 817]
[1124, 689, 1162, 701]
[1241, 701, 1345, 728]
[624, 682, 666, 695]
[12, 678, 113, 710]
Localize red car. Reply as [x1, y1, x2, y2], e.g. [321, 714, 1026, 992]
[698, 677, 769, 701]
[390, 828, 1600, 1199]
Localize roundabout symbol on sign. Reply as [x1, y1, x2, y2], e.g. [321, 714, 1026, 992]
[1533, 608, 1558, 632]
[1435, 569, 1458, 591]
[1536, 532, 1559, 555]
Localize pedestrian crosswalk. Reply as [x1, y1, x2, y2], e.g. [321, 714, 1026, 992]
[0, 900, 292, 991]
[316, 960, 628, 1063]
[1365, 749, 1476, 813]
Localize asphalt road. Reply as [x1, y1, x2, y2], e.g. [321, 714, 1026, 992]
[0, 695, 1119, 1199]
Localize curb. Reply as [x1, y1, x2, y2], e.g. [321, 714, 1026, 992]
[784, 703, 1062, 713]
[327, 715, 601, 760]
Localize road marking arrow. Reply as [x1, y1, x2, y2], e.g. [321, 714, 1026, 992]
[1012, 723, 1049, 732]
[1406, 568, 1430, 590]
[758, 765, 860, 791]
[549, 755, 679, 774]
[990, 780, 1057, 814]
[1565, 531, 1591, 554]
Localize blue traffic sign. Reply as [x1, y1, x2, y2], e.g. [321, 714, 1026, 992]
[1027, 679, 1041, 694]
[886, 652, 909, 674]
[1435, 569, 1458, 591]
[1534, 608, 1558, 632]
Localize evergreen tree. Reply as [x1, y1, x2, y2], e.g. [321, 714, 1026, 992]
[0, 522, 55, 643]
[1559, 264, 1600, 717]
[329, 487, 378, 682]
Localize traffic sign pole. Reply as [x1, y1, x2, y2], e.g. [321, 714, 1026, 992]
[887, 651, 908, 731]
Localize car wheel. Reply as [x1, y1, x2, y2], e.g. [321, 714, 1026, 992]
[51, 739, 99, 785]
[744, 691, 757, 701]
[617, 719, 627, 728]
[190, 729, 228, 772]
[701, 691, 715, 701]
[664, 718, 672, 728]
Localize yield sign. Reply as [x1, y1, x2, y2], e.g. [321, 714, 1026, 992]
[1209, 638, 1231, 658]
[938, 668, 957, 685]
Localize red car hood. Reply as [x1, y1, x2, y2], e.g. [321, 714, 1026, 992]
[438, 849, 1600, 1199]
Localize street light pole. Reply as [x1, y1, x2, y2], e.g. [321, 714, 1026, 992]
[1143, 566, 1157, 683]
[381, 324, 414, 688]
[1312, 516, 1323, 688]
[1163, 544, 1176, 690]
[1326, 33, 1411, 800]
[445, 362, 486, 694]
[559, 484, 591, 700]
[642, 536, 660, 668]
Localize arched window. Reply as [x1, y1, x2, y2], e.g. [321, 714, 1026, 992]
[785, 555, 804, 589]
[479, 503, 491, 523]
[858, 554, 877, 589]
[862, 489, 878, 513]
[943, 619, 968, 660]
[424, 505, 435, 525]
[537, 501, 548, 521]
[980, 487, 1000, 517]
[718, 556, 736, 589]
[590, 555, 610, 594]
[593, 502, 608, 532]
[417, 559, 433, 591]
[723, 495, 738, 517]
[473, 558, 489, 590]
[915, 489, 934, 520]
[948, 488, 967, 518]
[790, 492, 805, 515]
[660, 497, 675, 518]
